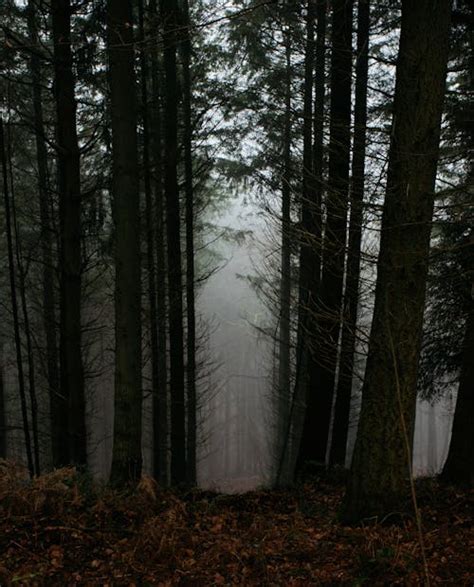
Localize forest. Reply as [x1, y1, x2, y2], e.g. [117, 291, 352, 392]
[0, 0, 472, 583]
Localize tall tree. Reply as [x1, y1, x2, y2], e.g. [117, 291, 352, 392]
[276, 19, 293, 485]
[161, 0, 186, 484]
[330, 0, 370, 466]
[1, 119, 34, 477]
[138, 0, 161, 482]
[149, 0, 169, 486]
[27, 0, 60, 468]
[439, 1, 473, 488]
[108, 0, 142, 486]
[181, 0, 197, 486]
[8, 125, 40, 475]
[343, 0, 452, 523]
[441, 284, 474, 487]
[51, 0, 86, 466]
[298, 0, 352, 468]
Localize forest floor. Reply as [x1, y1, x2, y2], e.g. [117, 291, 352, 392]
[0, 461, 472, 585]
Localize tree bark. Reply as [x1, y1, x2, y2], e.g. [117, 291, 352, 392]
[138, 0, 162, 483]
[51, 0, 86, 466]
[330, 0, 369, 467]
[342, 0, 452, 523]
[27, 0, 60, 469]
[275, 23, 293, 486]
[0, 343, 5, 459]
[0, 119, 34, 477]
[440, 7, 474, 489]
[7, 127, 41, 475]
[161, 0, 186, 485]
[441, 298, 474, 487]
[150, 0, 169, 487]
[108, 0, 143, 486]
[299, 0, 352, 467]
[181, 0, 197, 486]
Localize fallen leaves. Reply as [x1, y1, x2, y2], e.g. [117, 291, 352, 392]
[0, 460, 472, 584]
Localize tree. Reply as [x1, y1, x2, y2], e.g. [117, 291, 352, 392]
[27, 0, 60, 469]
[343, 0, 452, 523]
[441, 18, 473, 483]
[51, 0, 86, 466]
[441, 283, 474, 487]
[1, 119, 34, 477]
[181, 0, 197, 486]
[330, 0, 370, 466]
[298, 0, 353, 468]
[161, 0, 186, 485]
[149, 0, 169, 486]
[107, 0, 142, 486]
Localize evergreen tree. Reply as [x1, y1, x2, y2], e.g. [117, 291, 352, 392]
[343, 0, 452, 523]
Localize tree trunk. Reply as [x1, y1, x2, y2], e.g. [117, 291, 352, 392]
[275, 25, 292, 485]
[440, 8, 474, 488]
[299, 0, 352, 467]
[342, 0, 452, 523]
[27, 0, 60, 469]
[0, 343, 5, 459]
[108, 0, 143, 486]
[441, 300, 474, 487]
[51, 0, 86, 466]
[181, 0, 197, 486]
[150, 0, 169, 487]
[7, 128, 41, 475]
[330, 0, 369, 467]
[0, 119, 34, 477]
[161, 0, 186, 485]
[138, 0, 162, 483]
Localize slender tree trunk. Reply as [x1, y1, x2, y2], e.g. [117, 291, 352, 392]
[107, 0, 143, 486]
[150, 0, 169, 486]
[290, 0, 317, 481]
[0, 343, 5, 459]
[27, 0, 60, 468]
[138, 0, 162, 483]
[330, 0, 369, 467]
[7, 128, 40, 475]
[276, 27, 292, 484]
[181, 0, 197, 486]
[51, 0, 86, 466]
[343, 0, 452, 523]
[0, 119, 34, 477]
[441, 299, 474, 487]
[299, 0, 352, 467]
[161, 0, 186, 485]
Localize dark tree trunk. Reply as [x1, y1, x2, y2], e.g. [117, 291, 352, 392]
[330, 0, 369, 467]
[299, 0, 352, 467]
[275, 25, 292, 486]
[0, 343, 5, 459]
[291, 0, 318, 481]
[0, 119, 34, 477]
[440, 10, 474, 488]
[108, 0, 143, 486]
[181, 0, 197, 486]
[343, 0, 452, 523]
[7, 129, 41, 475]
[138, 0, 162, 483]
[51, 0, 86, 466]
[441, 301, 474, 487]
[150, 0, 169, 487]
[161, 0, 186, 485]
[27, 0, 60, 468]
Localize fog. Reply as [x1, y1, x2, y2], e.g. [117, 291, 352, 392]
[1, 190, 457, 489]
